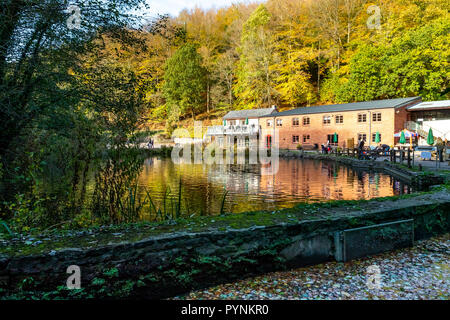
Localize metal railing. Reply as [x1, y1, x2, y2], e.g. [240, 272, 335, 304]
[404, 121, 447, 140]
[206, 126, 225, 135]
[206, 124, 259, 136]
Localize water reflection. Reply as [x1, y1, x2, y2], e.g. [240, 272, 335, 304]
[137, 158, 413, 217]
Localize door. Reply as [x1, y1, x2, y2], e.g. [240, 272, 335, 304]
[266, 135, 272, 148]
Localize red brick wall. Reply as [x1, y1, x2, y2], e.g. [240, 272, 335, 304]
[394, 99, 422, 132]
[260, 107, 406, 149]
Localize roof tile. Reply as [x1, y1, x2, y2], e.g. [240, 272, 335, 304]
[223, 107, 277, 119]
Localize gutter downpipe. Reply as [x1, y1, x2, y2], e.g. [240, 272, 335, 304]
[368, 110, 372, 148]
[273, 115, 276, 150]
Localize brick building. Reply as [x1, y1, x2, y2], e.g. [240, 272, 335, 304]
[259, 97, 422, 150]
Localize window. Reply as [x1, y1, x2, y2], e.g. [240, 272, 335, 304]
[266, 119, 273, 127]
[323, 115, 331, 125]
[327, 134, 338, 145]
[373, 112, 382, 122]
[303, 117, 310, 126]
[372, 133, 381, 142]
[303, 135, 311, 143]
[358, 113, 367, 123]
[358, 133, 367, 142]
[292, 118, 299, 126]
[276, 119, 283, 127]
[335, 115, 344, 124]
[292, 135, 299, 143]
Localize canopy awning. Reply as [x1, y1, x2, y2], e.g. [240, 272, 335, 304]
[394, 129, 418, 138]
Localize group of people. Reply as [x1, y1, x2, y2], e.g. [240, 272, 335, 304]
[321, 141, 332, 154]
[319, 136, 449, 162]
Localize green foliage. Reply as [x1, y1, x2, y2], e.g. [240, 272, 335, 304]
[0, 219, 12, 236]
[103, 268, 119, 278]
[4, 193, 53, 233]
[162, 43, 207, 119]
[0, 0, 153, 231]
[331, 18, 449, 102]
[91, 278, 106, 287]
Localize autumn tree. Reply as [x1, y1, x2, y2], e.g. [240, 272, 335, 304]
[235, 4, 278, 109]
[268, 0, 318, 106]
[0, 0, 148, 202]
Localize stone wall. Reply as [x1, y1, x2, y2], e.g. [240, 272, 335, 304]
[1, 193, 449, 299]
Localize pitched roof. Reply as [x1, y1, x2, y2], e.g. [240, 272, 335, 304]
[406, 100, 450, 111]
[223, 107, 277, 120]
[260, 97, 421, 118]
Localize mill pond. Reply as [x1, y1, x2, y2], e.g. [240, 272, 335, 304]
[135, 157, 414, 220]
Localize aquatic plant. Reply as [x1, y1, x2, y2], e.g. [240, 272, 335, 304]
[220, 191, 229, 216]
[0, 219, 12, 236]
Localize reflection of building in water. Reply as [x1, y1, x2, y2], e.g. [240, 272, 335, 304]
[258, 159, 411, 202]
[137, 158, 413, 216]
[207, 164, 261, 196]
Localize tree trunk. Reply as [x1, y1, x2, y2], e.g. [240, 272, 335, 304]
[347, 22, 351, 44]
[317, 41, 321, 94]
[206, 80, 210, 113]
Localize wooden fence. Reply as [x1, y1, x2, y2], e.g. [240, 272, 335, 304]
[324, 147, 416, 168]
[323, 147, 446, 169]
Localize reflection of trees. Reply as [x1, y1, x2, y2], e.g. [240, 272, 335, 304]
[137, 158, 412, 217]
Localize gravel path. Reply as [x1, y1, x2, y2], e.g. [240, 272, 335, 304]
[176, 234, 449, 300]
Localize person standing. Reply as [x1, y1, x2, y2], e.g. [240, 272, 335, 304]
[358, 139, 365, 159]
[436, 138, 444, 162]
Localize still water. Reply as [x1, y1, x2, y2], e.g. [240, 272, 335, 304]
[137, 157, 412, 217]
